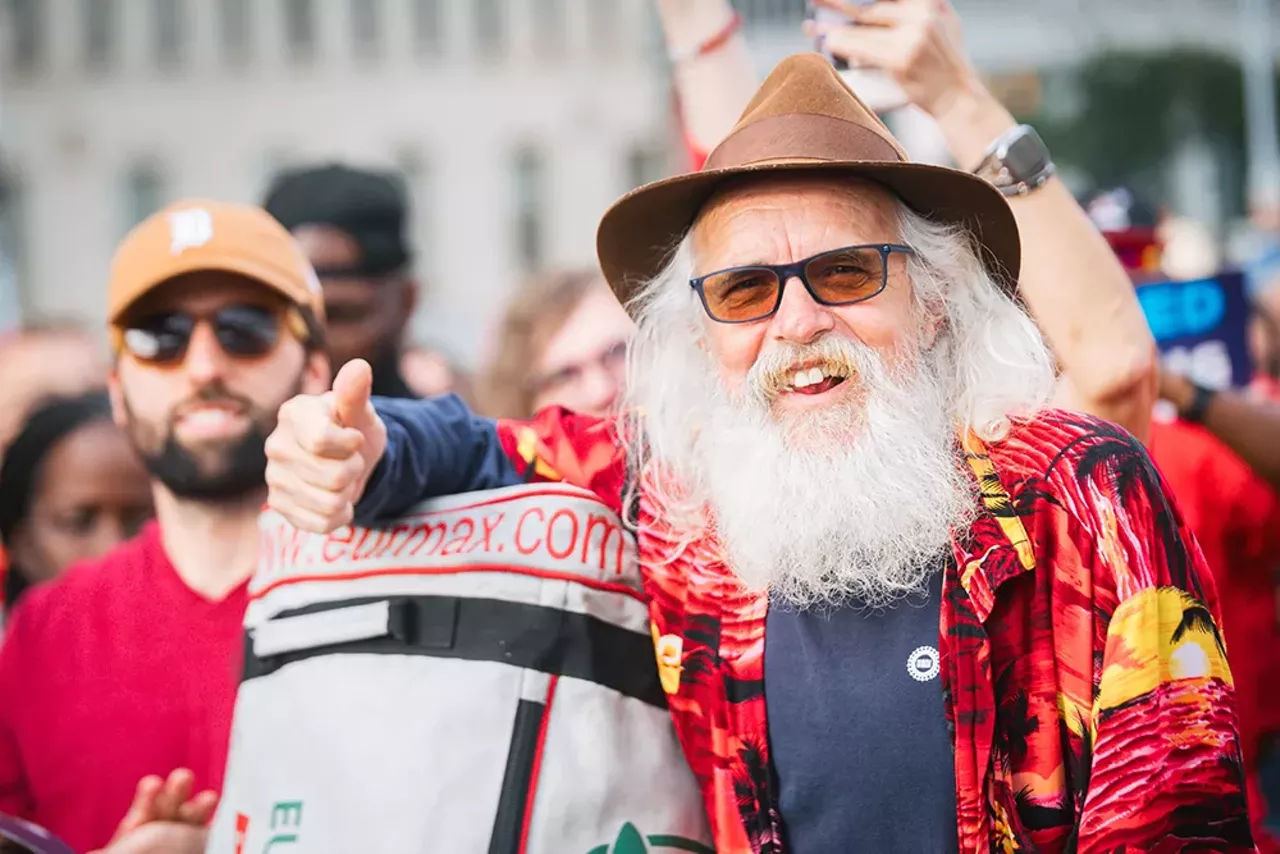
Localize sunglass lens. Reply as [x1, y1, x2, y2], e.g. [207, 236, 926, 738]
[214, 305, 280, 357]
[122, 314, 192, 363]
[701, 268, 781, 322]
[806, 247, 885, 305]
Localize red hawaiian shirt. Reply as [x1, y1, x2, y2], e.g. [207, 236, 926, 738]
[495, 407, 1255, 853]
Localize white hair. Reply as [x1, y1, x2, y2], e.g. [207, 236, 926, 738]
[618, 202, 1056, 608]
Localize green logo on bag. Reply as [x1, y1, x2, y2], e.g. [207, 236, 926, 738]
[585, 823, 714, 854]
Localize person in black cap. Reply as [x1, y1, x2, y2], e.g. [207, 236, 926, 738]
[264, 163, 420, 398]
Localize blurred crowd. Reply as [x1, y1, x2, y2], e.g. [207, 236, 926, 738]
[1, 0, 1280, 852]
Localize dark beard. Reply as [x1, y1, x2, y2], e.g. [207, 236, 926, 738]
[125, 376, 302, 503]
[141, 428, 269, 502]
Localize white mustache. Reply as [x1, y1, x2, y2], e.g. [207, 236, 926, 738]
[745, 335, 877, 403]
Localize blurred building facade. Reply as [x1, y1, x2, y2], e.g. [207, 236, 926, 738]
[1, 0, 1278, 359]
[0, 0, 671, 362]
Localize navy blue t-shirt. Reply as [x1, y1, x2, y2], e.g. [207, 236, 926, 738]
[356, 397, 961, 849]
[765, 569, 959, 853]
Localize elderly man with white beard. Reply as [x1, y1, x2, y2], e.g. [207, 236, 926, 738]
[263, 56, 1254, 853]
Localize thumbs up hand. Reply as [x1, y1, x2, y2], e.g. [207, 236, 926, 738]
[265, 359, 388, 533]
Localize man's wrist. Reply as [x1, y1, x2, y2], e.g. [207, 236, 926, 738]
[1180, 382, 1218, 425]
[931, 84, 1018, 171]
[1161, 372, 1200, 418]
[656, 0, 738, 42]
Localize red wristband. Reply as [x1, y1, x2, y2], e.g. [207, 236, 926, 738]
[668, 12, 743, 65]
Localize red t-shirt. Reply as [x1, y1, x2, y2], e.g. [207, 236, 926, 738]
[0, 522, 248, 853]
[1250, 376, 1280, 737]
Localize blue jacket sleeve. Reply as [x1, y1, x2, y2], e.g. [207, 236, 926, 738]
[355, 394, 522, 522]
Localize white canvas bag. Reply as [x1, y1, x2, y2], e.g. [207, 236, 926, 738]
[207, 483, 711, 854]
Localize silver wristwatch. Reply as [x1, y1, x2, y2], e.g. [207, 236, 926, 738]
[972, 125, 1056, 197]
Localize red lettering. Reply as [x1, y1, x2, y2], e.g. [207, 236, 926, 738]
[468, 513, 505, 554]
[384, 523, 417, 557]
[320, 526, 356, 563]
[582, 514, 627, 575]
[283, 528, 309, 565]
[546, 509, 580, 560]
[404, 521, 449, 557]
[516, 508, 544, 555]
[351, 529, 391, 561]
[439, 518, 475, 556]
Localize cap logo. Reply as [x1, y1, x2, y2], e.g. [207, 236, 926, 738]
[303, 264, 323, 296]
[167, 208, 214, 255]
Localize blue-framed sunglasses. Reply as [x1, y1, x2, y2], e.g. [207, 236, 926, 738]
[689, 243, 915, 324]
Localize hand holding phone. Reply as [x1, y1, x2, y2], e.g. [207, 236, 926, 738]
[808, 1, 857, 70]
[806, 0, 909, 112]
[804, 0, 976, 120]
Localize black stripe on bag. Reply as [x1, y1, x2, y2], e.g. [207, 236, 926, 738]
[242, 595, 667, 709]
[488, 698, 546, 854]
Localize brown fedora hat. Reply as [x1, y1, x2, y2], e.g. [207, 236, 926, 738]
[596, 53, 1020, 311]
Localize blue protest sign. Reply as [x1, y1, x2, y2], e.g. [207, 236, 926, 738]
[1136, 270, 1254, 389]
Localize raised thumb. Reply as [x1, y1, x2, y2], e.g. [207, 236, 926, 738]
[331, 359, 374, 429]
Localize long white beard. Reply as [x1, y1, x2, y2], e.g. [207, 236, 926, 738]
[698, 334, 977, 609]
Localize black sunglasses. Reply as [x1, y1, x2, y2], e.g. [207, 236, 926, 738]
[689, 243, 915, 324]
[117, 304, 305, 365]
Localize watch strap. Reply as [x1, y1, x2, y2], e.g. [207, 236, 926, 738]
[972, 124, 1055, 197]
[1183, 382, 1217, 424]
[994, 163, 1056, 197]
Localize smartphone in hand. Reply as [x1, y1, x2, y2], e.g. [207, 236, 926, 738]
[809, 1, 855, 70]
[0, 815, 74, 854]
[805, 0, 909, 113]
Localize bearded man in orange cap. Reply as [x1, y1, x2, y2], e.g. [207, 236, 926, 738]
[0, 201, 331, 853]
[263, 54, 1254, 854]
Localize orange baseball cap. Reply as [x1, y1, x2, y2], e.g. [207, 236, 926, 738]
[107, 199, 326, 325]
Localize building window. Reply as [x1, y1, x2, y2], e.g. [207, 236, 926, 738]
[473, 0, 506, 61]
[512, 146, 546, 272]
[737, 0, 806, 25]
[411, 0, 442, 57]
[6, 0, 43, 73]
[153, 0, 184, 69]
[396, 148, 429, 276]
[351, 0, 380, 61]
[83, 0, 116, 70]
[283, 0, 315, 62]
[219, 0, 252, 65]
[123, 163, 167, 233]
[531, 0, 563, 60]
[585, 0, 617, 58]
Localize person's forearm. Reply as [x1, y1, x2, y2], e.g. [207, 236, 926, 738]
[657, 0, 758, 155]
[1204, 394, 1280, 490]
[934, 87, 1158, 441]
[357, 395, 521, 522]
[1165, 381, 1280, 491]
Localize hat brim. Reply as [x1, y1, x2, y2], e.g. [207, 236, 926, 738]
[109, 255, 312, 325]
[597, 160, 1020, 313]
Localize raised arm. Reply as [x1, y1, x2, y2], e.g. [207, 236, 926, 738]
[657, 0, 759, 167]
[815, 0, 1158, 442]
[934, 89, 1158, 442]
